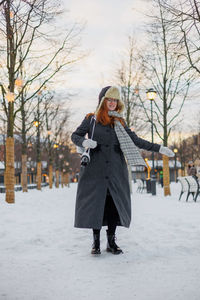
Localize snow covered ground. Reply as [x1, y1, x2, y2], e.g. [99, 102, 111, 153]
[0, 182, 200, 300]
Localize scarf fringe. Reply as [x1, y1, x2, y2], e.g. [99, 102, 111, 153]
[108, 111, 146, 168]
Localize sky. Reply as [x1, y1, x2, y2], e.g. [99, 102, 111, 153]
[64, 0, 145, 88]
[61, 0, 149, 127]
[59, 0, 199, 139]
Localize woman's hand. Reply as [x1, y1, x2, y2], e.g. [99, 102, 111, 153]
[159, 146, 175, 157]
[82, 139, 97, 149]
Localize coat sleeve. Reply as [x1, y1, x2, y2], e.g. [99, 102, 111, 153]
[71, 116, 91, 147]
[125, 126, 161, 152]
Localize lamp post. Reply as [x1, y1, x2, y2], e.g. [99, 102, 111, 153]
[33, 120, 41, 163]
[54, 143, 59, 188]
[146, 88, 157, 195]
[174, 148, 178, 182]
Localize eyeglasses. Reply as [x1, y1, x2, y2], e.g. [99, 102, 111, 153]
[106, 98, 118, 103]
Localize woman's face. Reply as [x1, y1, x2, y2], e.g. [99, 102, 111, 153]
[106, 98, 118, 111]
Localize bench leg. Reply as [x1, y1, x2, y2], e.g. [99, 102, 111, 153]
[194, 192, 199, 202]
[192, 192, 195, 202]
[179, 191, 183, 201]
[186, 191, 190, 202]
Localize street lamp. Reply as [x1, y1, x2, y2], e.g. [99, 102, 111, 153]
[33, 120, 40, 127]
[53, 143, 60, 188]
[174, 148, 178, 182]
[33, 120, 41, 157]
[146, 88, 157, 195]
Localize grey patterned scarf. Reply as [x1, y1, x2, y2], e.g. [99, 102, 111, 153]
[108, 111, 146, 167]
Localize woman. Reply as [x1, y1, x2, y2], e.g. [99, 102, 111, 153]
[71, 86, 174, 255]
[187, 161, 197, 179]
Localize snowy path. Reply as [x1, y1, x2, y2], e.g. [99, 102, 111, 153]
[0, 183, 200, 300]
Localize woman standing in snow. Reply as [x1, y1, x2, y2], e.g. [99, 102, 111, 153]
[71, 86, 174, 255]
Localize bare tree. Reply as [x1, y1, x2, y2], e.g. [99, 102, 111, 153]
[0, 0, 84, 202]
[52, 108, 70, 188]
[162, 0, 200, 74]
[115, 35, 147, 133]
[42, 92, 70, 189]
[138, 0, 196, 195]
[43, 92, 58, 189]
[172, 129, 200, 176]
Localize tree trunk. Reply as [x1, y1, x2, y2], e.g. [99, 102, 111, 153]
[21, 154, 28, 192]
[49, 164, 53, 189]
[5, 137, 15, 203]
[64, 173, 67, 186]
[65, 173, 70, 187]
[55, 170, 59, 188]
[37, 162, 41, 190]
[61, 172, 64, 188]
[163, 155, 171, 196]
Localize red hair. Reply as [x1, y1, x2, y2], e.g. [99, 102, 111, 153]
[87, 99, 125, 126]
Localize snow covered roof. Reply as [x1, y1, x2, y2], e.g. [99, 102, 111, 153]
[0, 134, 23, 144]
[0, 160, 48, 170]
[147, 160, 182, 168]
[131, 160, 182, 171]
[0, 161, 21, 170]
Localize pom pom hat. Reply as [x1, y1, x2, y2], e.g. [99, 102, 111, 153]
[96, 86, 125, 114]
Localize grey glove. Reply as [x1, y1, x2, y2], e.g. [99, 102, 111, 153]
[82, 139, 97, 149]
[159, 145, 175, 157]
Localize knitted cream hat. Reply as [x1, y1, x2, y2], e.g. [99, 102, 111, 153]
[96, 86, 124, 114]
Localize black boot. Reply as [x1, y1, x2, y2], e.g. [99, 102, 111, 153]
[91, 232, 101, 255]
[106, 230, 123, 254]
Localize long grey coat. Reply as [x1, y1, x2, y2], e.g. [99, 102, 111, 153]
[71, 115, 160, 229]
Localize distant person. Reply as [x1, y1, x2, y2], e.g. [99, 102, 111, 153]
[187, 162, 197, 179]
[71, 86, 174, 255]
[159, 170, 163, 187]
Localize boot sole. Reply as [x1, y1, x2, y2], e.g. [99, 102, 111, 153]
[91, 250, 101, 255]
[106, 248, 123, 255]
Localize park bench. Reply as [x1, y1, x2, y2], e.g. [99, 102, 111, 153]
[0, 186, 5, 193]
[136, 179, 146, 193]
[177, 176, 200, 202]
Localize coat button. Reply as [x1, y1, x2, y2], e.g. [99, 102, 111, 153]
[106, 129, 109, 132]
[105, 176, 109, 179]
[106, 161, 109, 163]
[106, 145, 109, 147]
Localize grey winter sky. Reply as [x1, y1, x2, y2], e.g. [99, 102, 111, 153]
[64, 0, 146, 89]
[61, 0, 199, 139]
[62, 0, 149, 125]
